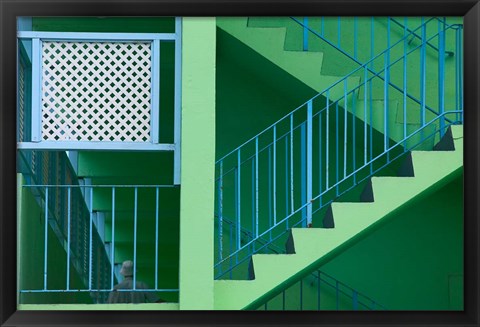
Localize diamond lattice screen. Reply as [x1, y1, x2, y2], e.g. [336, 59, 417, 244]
[41, 41, 152, 142]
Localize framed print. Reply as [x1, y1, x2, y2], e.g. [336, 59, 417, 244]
[1, 0, 479, 326]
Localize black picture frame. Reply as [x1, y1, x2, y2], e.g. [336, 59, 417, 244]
[1, 0, 478, 326]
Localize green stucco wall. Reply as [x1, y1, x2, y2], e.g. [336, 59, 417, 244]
[320, 172, 463, 310]
[178, 17, 216, 310]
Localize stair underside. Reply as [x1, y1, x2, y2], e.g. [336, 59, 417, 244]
[214, 126, 463, 310]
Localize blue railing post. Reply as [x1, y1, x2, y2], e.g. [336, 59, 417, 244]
[89, 186, 93, 291]
[218, 161, 223, 261]
[303, 17, 309, 51]
[306, 100, 313, 226]
[66, 187, 71, 291]
[364, 67, 368, 166]
[319, 107, 323, 208]
[403, 17, 408, 148]
[343, 81, 348, 180]
[43, 187, 49, 290]
[455, 26, 461, 121]
[290, 114, 294, 219]
[438, 17, 446, 137]
[111, 187, 116, 290]
[384, 17, 391, 155]
[301, 122, 307, 228]
[236, 152, 241, 251]
[272, 127, 277, 226]
[325, 91, 330, 190]
[255, 137, 259, 237]
[420, 17, 427, 126]
[155, 187, 159, 290]
[133, 187, 138, 290]
[353, 291, 358, 310]
[320, 17, 325, 37]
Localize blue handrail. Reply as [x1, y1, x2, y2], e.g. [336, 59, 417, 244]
[258, 269, 387, 310]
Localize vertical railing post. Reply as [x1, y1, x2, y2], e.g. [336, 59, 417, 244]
[290, 114, 294, 219]
[364, 67, 368, 167]
[335, 102, 339, 196]
[300, 122, 306, 227]
[251, 159, 255, 252]
[273, 127, 277, 227]
[218, 161, 223, 262]
[155, 187, 159, 290]
[455, 26, 460, 121]
[43, 187, 49, 290]
[285, 137, 289, 229]
[384, 17, 391, 156]
[268, 148, 272, 239]
[438, 17, 446, 137]
[303, 17, 309, 51]
[133, 187, 138, 290]
[343, 81, 348, 180]
[66, 187, 71, 291]
[325, 91, 330, 191]
[255, 137, 259, 237]
[237, 152, 241, 251]
[403, 17, 408, 148]
[111, 187, 116, 290]
[420, 17, 427, 126]
[353, 291, 358, 310]
[306, 100, 313, 227]
[320, 17, 325, 37]
[319, 106, 323, 208]
[369, 18, 374, 175]
[89, 186, 93, 291]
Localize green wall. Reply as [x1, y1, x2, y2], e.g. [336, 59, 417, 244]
[319, 172, 463, 310]
[178, 17, 216, 310]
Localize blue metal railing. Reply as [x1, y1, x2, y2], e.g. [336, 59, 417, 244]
[214, 18, 463, 279]
[298, 17, 456, 62]
[19, 184, 179, 303]
[257, 270, 387, 310]
[292, 16, 463, 126]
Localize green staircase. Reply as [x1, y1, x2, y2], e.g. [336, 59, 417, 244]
[214, 126, 462, 310]
[216, 17, 450, 151]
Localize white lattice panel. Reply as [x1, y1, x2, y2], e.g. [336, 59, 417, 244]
[41, 41, 152, 142]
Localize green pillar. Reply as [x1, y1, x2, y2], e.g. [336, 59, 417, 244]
[178, 17, 216, 310]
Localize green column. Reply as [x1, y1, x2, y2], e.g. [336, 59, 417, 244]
[178, 17, 216, 310]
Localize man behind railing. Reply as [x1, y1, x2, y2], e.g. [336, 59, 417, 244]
[107, 260, 164, 304]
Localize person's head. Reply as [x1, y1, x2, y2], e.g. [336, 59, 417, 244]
[120, 260, 134, 277]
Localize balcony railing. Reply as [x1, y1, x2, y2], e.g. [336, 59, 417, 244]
[19, 184, 179, 304]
